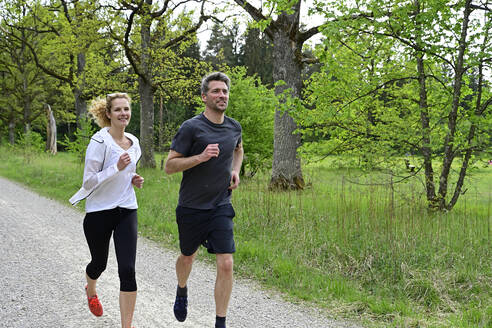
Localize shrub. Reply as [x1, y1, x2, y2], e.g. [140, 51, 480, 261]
[60, 116, 97, 163]
[15, 130, 45, 163]
[225, 67, 276, 176]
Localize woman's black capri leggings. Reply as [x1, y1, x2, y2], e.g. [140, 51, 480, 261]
[83, 207, 138, 292]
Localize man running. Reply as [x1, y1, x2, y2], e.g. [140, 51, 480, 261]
[165, 72, 243, 328]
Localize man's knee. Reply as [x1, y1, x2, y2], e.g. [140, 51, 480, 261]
[217, 255, 233, 274]
[178, 252, 197, 266]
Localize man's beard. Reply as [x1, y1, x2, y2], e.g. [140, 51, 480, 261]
[211, 101, 227, 112]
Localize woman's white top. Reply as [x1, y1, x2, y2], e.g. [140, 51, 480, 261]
[69, 127, 142, 213]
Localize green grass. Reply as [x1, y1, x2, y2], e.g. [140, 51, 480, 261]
[1, 147, 490, 327]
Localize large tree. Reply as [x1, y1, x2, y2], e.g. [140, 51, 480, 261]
[0, 4, 62, 138]
[301, 0, 491, 211]
[111, 0, 213, 168]
[233, 0, 324, 189]
[1, 0, 108, 128]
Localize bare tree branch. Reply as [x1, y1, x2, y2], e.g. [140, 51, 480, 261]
[122, 10, 141, 77]
[480, 96, 492, 114]
[301, 56, 319, 64]
[339, 76, 418, 111]
[60, 0, 72, 24]
[152, 0, 171, 18]
[233, 0, 275, 39]
[297, 25, 321, 44]
[162, 0, 211, 49]
[470, 4, 491, 11]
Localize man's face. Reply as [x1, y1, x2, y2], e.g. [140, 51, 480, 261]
[202, 80, 229, 112]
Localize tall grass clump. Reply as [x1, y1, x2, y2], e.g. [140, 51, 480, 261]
[232, 165, 491, 327]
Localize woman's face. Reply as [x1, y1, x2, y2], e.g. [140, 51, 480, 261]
[107, 97, 131, 129]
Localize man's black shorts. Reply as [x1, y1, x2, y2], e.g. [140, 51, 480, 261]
[176, 203, 236, 256]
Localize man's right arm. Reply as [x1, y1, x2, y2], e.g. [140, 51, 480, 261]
[164, 150, 202, 175]
[164, 144, 220, 175]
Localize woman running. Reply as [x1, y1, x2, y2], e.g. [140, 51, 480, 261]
[70, 92, 144, 328]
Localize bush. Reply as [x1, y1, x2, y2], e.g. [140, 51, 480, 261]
[15, 130, 45, 163]
[225, 67, 276, 176]
[60, 116, 97, 163]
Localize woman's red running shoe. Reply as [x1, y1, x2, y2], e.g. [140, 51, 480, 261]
[85, 285, 103, 317]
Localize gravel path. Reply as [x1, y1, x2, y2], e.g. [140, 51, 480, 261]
[0, 177, 363, 328]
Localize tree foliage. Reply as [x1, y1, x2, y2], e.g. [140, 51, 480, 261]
[59, 115, 96, 163]
[109, 0, 215, 168]
[0, 2, 75, 142]
[1, 0, 111, 127]
[299, 0, 492, 210]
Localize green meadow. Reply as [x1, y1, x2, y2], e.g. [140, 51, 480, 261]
[1, 148, 490, 328]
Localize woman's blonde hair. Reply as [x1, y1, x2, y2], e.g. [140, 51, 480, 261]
[88, 93, 131, 128]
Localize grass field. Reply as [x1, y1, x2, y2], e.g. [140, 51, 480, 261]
[1, 147, 490, 327]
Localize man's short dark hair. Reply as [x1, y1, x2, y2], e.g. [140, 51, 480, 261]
[201, 72, 231, 95]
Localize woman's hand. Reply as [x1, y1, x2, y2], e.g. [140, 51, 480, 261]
[132, 174, 144, 188]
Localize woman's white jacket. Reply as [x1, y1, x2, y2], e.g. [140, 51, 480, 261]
[69, 127, 141, 212]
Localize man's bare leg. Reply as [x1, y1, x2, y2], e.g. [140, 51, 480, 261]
[215, 253, 233, 327]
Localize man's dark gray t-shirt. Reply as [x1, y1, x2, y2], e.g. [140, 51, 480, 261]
[170, 113, 242, 209]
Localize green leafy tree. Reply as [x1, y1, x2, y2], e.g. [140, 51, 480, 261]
[15, 130, 45, 163]
[1, 0, 111, 128]
[0, 26, 22, 144]
[301, 0, 492, 211]
[110, 0, 214, 168]
[233, 0, 325, 190]
[59, 115, 96, 163]
[0, 9, 54, 140]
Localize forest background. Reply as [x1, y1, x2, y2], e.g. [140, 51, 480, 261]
[0, 0, 491, 327]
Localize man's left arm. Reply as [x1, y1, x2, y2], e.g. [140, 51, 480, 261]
[229, 142, 244, 190]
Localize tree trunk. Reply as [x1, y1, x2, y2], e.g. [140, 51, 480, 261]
[448, 6, 490, 211]
[138, 10, 156, 168]
[22, 71, 31, 133]
[437, 0, 472, 210]
[416, 54, 437, 208]
[269, 13, 305, 190]
[232, 0, 315, 190]
[413, 1, 437, 208]
[139, 76, 156, 168]
[8, 120, 15, 145]
[74, 88, 87, 128]
[159, 95, 164, 170]
[75, 52, 87, 128]
[45, 104, 57, 155]
[23, 108, 31, 133]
